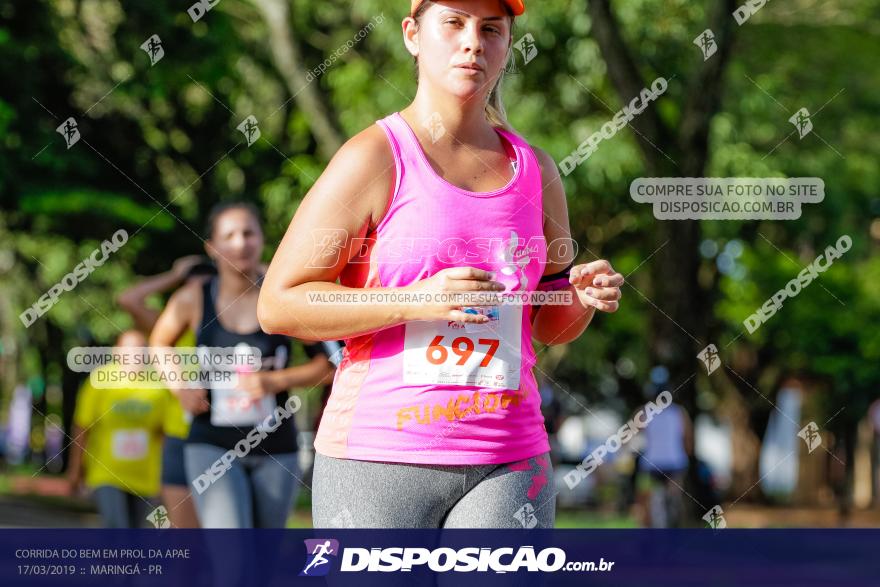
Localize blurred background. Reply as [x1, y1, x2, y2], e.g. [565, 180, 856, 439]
[1, 0, 879, 528]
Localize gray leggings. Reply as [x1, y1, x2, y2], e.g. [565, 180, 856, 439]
[312, 452, 555, 528]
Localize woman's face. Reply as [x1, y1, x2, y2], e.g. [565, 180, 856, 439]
[206, 208, 264, 276]
[408, 1, 512, 102]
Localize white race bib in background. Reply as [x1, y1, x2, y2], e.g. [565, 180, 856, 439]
[210, 388, 275, 427]
[111, 429, 148, 461]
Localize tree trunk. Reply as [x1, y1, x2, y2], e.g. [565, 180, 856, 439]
[587, 0, 739, 522]
[250, 0, 345, 160]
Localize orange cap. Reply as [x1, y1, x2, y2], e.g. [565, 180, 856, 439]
[410, 0, 525, 17]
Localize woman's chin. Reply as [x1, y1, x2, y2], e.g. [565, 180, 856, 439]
[446, 82, 486, 102]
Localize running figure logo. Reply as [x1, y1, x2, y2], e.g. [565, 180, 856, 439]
[299, 539, 339, 577]
[798, 421, 822, 453]
[702, 505, 727, 529]
[237, 115, 261, 147]
[139, 34, 164, 66]
[693, 29, 717, 61]
[146, 505, 171, 529]
[307, 229, 347, 268]
[509, 33, 538, 73]
[56, 117, 80, 149]
[697, 344, 721, 375]
[423, 111, 446, 143]
[789, 108, 813, 139]
[513, 503, 538, 528]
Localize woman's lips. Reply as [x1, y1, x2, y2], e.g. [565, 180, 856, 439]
[455, 65, 483, 75]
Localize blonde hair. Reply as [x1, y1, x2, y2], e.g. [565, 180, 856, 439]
[485, 64, 513, 132]
[411, 1, 516, 132]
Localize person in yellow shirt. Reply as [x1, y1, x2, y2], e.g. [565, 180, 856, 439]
[66, 330, 170, 528]
[117, 255, 210, 528]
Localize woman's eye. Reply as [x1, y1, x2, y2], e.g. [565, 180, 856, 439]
[445, 19, 461, 26]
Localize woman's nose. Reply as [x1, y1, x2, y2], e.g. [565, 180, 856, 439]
[461, 22, 484, 55]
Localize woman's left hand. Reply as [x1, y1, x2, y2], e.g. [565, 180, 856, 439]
[569, 260, 624, 312]
[238, 371, 278, 400]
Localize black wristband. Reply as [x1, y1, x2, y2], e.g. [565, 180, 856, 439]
[539, 262, 574, 284]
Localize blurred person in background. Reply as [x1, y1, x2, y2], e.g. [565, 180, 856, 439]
[66, 330, 171, 528]
[149, 202, 334, 528]
[634, 393, 693, 528]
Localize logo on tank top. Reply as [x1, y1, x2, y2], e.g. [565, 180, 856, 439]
[498, 230, 532, 292]
[459, 230, 536, 330]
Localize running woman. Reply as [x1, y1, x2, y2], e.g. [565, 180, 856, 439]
[258, 0, 624, 528]
[149, 202, 335, 528]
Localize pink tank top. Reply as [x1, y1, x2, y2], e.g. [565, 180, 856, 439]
[313, 111, 551, 465]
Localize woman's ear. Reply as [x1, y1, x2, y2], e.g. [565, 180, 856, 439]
[402, 17, 419, 58]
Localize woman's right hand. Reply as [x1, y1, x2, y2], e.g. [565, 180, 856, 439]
[403, 267, 507, 323]
[176, 388, 210, 416]
[170, 255, 206, 281]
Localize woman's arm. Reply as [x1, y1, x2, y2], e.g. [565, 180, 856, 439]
[148, 281, 209, 415]
[258, 126, 503, 341]
[530, 148, 623, 345]
[117, 255, 204, 333]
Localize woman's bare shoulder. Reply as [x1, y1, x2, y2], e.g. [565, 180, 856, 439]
[166, 278, 204, 317]
[313, 122, 396, 229]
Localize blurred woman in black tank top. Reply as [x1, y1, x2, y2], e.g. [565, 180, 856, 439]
[149, 202, 334, 528]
